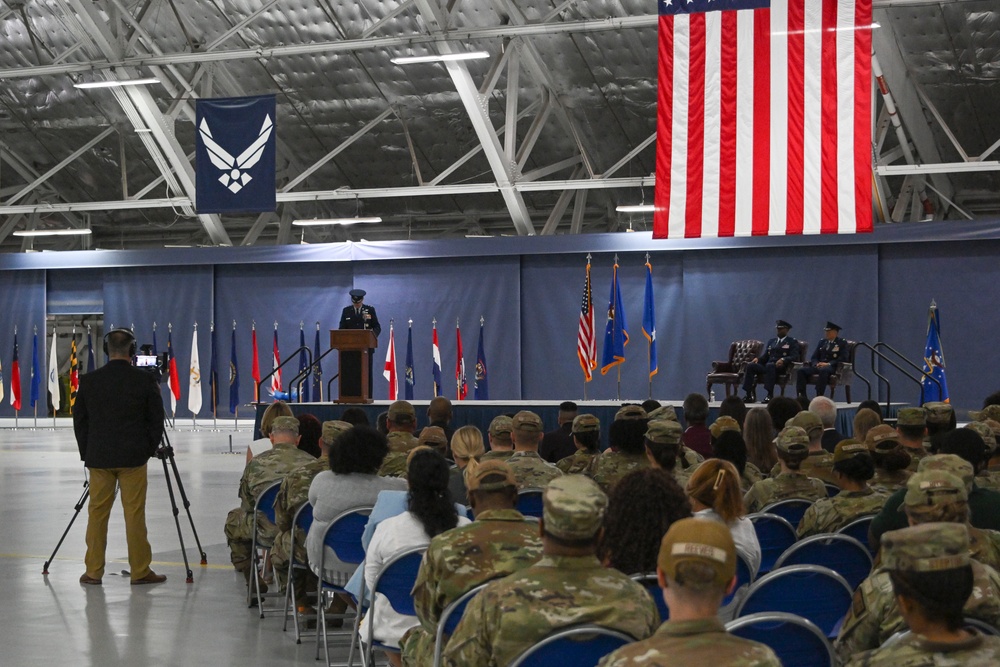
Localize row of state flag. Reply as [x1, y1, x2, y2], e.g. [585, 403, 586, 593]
[382, 319, 489, 402]
[0, 327, 97, 413]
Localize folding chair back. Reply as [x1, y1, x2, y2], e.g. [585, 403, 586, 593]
[774, 533, 872, 591]
[836, 515, 876, 555]
[824, 483, 840, 498]
[508, 624, 636, 667]
[432, 581, 492, 667]
[748, 512, 798, 574]
[630, 573, 669, 624]
[364, 547, 426, 665]
[517, 489, 545, 518]
[282, 501, 315, 641]
[760, 498, 813, 527]
[249, 481, 283, 612]
[722, 552, 756, 606]
[734, 564, 853, 638]
[726, 612, 835, 667]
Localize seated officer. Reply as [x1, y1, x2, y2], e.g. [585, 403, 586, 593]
[844, 522, 1000, 666]
[742, 320, 800, 404]
[599, 517, 781, 666]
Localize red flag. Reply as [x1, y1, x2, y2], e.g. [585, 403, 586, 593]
[271, 328, 282, 393]
[10, 333, 21, 411]
[576, 259, 596, 382]
[383, 324, 397, 400]
[167, 330, 181, 401]
[251, 325, 260, 401]
[653, 0, 872, 239]
[456, 324, 467, 400]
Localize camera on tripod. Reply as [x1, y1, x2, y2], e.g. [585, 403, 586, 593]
[134, 344, 169, 382]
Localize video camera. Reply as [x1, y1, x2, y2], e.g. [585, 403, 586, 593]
[134, 344, 169, 383]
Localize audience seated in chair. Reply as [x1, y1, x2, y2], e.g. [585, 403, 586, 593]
[685, 459, 761, 578]
[797, 440, 888, 538]
[745, 426, 828, 513]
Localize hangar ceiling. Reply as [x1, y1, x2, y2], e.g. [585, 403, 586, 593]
[0, 0, 997, 251]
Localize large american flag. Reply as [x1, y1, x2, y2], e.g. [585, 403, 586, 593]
[653, 0, 872, 238]
[576, 259, 596, 382]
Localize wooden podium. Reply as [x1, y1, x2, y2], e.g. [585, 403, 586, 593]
[330, 329, 378, 403]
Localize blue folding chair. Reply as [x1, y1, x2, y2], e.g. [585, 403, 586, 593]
[630, 573, 669, 624]
[508, 624, 637, 667]
[748, 512, 798, 574]
[249, 481, 283, 613]
[734, 564, 853, 638]
[282, 501, 315, 642]
[314, 506, 373, 666]
[432, 581, 493, 667]
[517, 489, 545, 518]
[363, 546, 427, 667]
[760, 498, 814, 528]
[836, 515, 876, 556]
[727, 612, 835, 667]
[774, 533, 873, 591]
[825, 483, 840, 498]
[722, 552, 756, 606]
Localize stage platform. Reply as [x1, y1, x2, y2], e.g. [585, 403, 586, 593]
[253, 399, 903, 445]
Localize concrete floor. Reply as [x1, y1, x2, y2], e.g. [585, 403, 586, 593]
[0, 420, 351, 667]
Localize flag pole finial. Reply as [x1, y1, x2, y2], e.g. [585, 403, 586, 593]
[432, 317, 437, 326]
[456, 317, 460, 327]
[614, 253, 619, 264]
[252, 320, 256, 330]
[194, 322, 198, 331]
[210, 321, 214, 332]
[408, 319, 413, 327]
[480, 316, 484, 326]
[168, 322, 172, 332]
[389, 318, 394, 327]
[299, 320, 304, 330]
[645, 252, 650, 263]
[34, 324, 37, 334]
[233, 319, 237, 330]
[153, 321, 157, 331]
[316, 321, 320, 330]
[274, 321, 278, 330]
[87, 324, 91, 334]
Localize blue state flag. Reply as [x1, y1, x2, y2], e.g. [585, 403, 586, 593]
[298, 327, 310, 403]
[312, 326, 323, 402]
[86, 330, 96, 372]
[195, 95, 276, 214]
[921, 301, 949, 403]
[601, 262, 629, 374]
[209, 325, 218, 415]
[642, 261, 658, 379]
[30, 330, 41, 408]
[229, 327, 240, 414]
[474, 322, 489, 400]
[404, 324, 415, 400]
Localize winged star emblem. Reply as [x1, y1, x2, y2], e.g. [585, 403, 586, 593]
[199, 114, 273, 194]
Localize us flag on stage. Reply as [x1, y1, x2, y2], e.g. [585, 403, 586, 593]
[653, 0, 872, 239]
[576, 258, 597, 382]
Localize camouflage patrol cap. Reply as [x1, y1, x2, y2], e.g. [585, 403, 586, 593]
[787, 411, 824, 438]
[615, 405, 648, 421]
[924, 402, 954, 425]
[658, 517, 737, 589]
[271, 416, 300, 435]
[321, 420, 352, 445]
[903, 470, 968, 508]
[489, 415, 513, 440]
[387, 400, 416, 423]
[646, 405, 678, 422]
[833, 439, 869, 463]
[881, 523, 970, 573]
[970, 405, 1000, 422]
[710, 416, 741, 440]
[985, 419, 1000, 442]
[466, 459, 518, 493]
[774, 426, 810, 453]
[512, 410, 543, 433]
[571, 414, 600, 434]
[645, 419, 683, 445]
[542, 475, 607, 540]
[896, 407, 927, 427]
[865, 424, 901, 452]
[917, 454, 974, 492]
[965, 421, 997, 454]
[418, 426, 448, 449]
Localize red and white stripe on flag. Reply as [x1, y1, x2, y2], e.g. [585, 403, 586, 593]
[653, 0, 872, 238]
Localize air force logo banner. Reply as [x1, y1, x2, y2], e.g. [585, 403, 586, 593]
[195, 95, 276, 214]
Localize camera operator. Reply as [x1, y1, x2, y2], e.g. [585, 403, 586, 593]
[74, 328, 167, 586]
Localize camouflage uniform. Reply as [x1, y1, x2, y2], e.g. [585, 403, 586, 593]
[870, 468, 912, 493]
[744, 471, 828, 513]
[768, 450, 837, 483]
[400, 508, 543, 667]
[481, 449, 513, 462]
[556, 450, 599, 476]
[599, 618, 781, 667]
[506, 451, 563, 490]
[377, 430, 420, 478]
[223, 438, 315, 572]
[270, 454, 328, 588]
[845, 632, 1000, 667]
[797, 488, 887, 538]
[441, 475, 657, 667]
[592, 451, 650, 491]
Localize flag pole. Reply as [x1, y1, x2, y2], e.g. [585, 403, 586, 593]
[646, 253, 652, 401]
[52, 326, 57, 429]
[615, 254, 621, 401]
[33, 324, 38, 429]
[456, 316, 460, 401]
[432, 317, 437, 396]
[316, 321, 323, 402]
[192, 322, 198, 432]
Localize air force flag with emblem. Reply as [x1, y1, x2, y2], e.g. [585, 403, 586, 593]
[196, 95, 276, 213]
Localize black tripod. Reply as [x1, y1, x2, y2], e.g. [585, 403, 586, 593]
[42, 427, 207, 583]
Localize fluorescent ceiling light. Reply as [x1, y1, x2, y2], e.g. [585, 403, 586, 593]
[292, 217, 382, 226]
[615, 204, 655, 213]
[74, 78, 160, 89]
[391, 52, 490, 65]
[13, 228, 92, 237]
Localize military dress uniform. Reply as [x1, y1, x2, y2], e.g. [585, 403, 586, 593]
[224, 430, 315, 575]
[338, 294, 380, 399]
[400, 507, 543, 667]
[796, 328, 848, 398]
[742, 321, 801, 401]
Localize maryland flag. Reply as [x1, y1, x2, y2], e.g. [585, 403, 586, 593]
[69, 334, 79, 413]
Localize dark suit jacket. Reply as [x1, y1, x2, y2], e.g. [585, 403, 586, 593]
[73, 360, 165, 469]
[821, 428, 845, 453]
[760, 336, 800, 365]
[540, 423, 576, 463]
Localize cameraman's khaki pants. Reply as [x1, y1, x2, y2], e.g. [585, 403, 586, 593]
[84, 464, 153, 581]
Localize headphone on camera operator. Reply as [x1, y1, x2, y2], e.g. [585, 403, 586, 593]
[102, 328, 138, 360]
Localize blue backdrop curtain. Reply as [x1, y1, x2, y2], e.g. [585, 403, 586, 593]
[0, 270, 46, 417]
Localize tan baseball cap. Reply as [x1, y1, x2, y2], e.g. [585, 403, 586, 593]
[466, 460, 518, 492]
[833, 439, 869, 463]
[710, 416, 741, 440]
[865, 424, 901, 452]
[658, 517, 736, 588]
